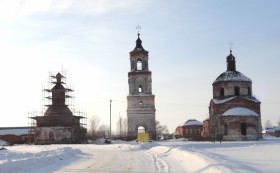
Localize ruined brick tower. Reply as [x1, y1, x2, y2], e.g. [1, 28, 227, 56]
[127, 33, 156, 139]
[208, 50, 262, 141]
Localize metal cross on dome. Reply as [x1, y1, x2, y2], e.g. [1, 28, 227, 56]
[136, 25, 141, 34]
[229, 41, 234, 51]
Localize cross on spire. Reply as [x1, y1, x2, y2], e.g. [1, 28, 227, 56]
[136, 25, 141, 36]
[229, 41, 234, 53]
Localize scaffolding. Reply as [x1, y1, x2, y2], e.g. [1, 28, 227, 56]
[42, 70, 75, 112]
[28, 70, 87, 144]
[27, 110, 42, 144]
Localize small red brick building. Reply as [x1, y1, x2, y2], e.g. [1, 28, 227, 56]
[175, 119, 203, 140]
[0, 127, 33, 144]
[201, 119, 209, 137]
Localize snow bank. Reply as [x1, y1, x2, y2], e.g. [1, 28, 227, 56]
[0, 145, 84, 173]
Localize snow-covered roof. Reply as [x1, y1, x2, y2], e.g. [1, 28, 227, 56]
[0, 128, 30, 136]
[266, 128, 276, 133]
[0, 139, 9, 146]
[244, 97, 261, 103]
[273, 126, 280, 131]
[181, 119, 203, 126]
[213, 71, 251, 84]
[212, 96, 260, 105]
[222, 107, 258, 116]
[212, 97, 236, 104]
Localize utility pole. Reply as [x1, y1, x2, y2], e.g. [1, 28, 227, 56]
[119, 112, 121, 137]
[109, 100, 112, 141]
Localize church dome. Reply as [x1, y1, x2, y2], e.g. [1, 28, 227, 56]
[213, 50, 251, 84]
[213, 71, 251, 84]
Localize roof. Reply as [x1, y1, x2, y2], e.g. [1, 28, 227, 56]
[274, 126, 280, 131]
[181, 119, 203, 126]
[0, 139, 9, 145]
[222, 107, 258, 116]
[212, 96, 261, 104]
[213, 71, 251, 84]
[212, 96, 237, 104]
[52, 83, 65, 90]
[0, 127, 30, 135]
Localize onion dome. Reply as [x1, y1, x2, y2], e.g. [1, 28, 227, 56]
[133, 33, 145, 51]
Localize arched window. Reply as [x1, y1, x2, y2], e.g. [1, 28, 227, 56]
[220, 88, 224, 97]
[248, 87, 251, 96]
[137, 59, 142, 70]
[138, 86, 143, 93]
[235, 86, 240, 96]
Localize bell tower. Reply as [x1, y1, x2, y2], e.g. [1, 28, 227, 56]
[127, 32, 156, 139]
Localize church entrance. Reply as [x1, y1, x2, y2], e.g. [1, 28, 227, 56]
[137, 125, 149, 142]
[138, 126, 146, 133]
[241, 123, 247, 136]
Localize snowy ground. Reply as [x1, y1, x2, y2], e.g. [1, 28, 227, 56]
[1, 137, 279, 173]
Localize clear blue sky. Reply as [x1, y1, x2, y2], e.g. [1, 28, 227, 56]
[0, 0, 279, 132]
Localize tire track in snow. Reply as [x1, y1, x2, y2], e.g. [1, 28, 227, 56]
[146, 149, 170, 172]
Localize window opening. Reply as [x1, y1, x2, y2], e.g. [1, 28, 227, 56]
[138, 86, 143, 93]
[137, 60, 142, 70]
[220, 88, 224, 97]
[139, 101, 143, 105]
[235, 86, 240, 96]
[248, 87, 251, 96]
[241, 123, 247, 136]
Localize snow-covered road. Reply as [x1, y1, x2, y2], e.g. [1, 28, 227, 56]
[53, 145, 167, 173]
[1, 137, 280, 173]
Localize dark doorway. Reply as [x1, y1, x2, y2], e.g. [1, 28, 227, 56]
[220, 88, 224, 97]
[224, 124, 228, 135]
[241, 123, 247, 136]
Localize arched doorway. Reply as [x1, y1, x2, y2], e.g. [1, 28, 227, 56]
[138, 126, 145, 133]
[136, 124, 148, 133]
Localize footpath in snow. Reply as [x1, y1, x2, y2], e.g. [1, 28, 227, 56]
[0, 137, 280, 173]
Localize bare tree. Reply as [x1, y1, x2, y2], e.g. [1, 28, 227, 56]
[89, 115, 100, 140]
[116, 117, 127, 138]
[264, 120, 273, 129]
[97, 124, 110, 138]
[156, 120, 169, 140]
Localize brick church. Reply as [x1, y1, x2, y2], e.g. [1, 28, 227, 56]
[32, 73, 86, 144]
[207, 50, 262, 141]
